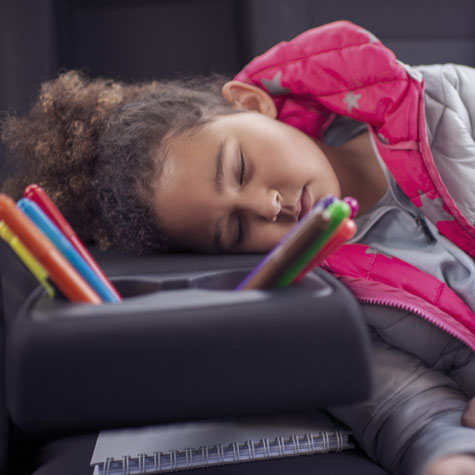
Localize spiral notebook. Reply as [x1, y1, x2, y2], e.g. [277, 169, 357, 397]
[91, 412, 354, 474]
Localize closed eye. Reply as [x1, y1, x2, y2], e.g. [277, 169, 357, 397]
[239, 148, 246, 185]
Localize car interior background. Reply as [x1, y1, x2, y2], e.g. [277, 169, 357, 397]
[1, 1, 475, 474]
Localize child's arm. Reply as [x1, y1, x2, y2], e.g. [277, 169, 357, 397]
[423, 454, 475, 475]
[328, 325, 475, 475]
[462, 397, 475, 428]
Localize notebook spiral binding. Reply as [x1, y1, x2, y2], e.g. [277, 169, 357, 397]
[95, 430, 352, 475]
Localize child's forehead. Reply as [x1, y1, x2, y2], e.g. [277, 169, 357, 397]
[165, 114, 243, 159]
[159, 127, 218, 182]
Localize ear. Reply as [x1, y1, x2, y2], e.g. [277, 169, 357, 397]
[222, 81, 277, 118]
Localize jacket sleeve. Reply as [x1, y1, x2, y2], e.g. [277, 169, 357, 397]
[417, 63, 475, 226]
[328, 324, 475, 475]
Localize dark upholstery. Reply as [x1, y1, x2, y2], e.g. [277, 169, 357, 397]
[2, 0, 474, 118]
[1, 1, 473, 474]
[0, 247, 385, 475]
[247, 0, 475, 65]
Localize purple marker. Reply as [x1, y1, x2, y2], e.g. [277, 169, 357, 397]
[235, 196, 336, 290]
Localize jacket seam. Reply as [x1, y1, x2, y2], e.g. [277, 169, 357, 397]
[368, 368, 435, 423]
[390, 408, 460, 472]
[365, 254, 377, 280]
[425, 89, 467, 129]
[247, 41, 372, 77]
[455, 67, 473, 134]
[434, 283, 444, 307]
[317, 78, 408, 100]
[246, 48, 407, 99]
[424, 91, 445, 148]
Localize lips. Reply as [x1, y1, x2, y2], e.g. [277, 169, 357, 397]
[298, 186, 311, 221]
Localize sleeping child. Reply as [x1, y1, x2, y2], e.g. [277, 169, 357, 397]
[2, 20, 475, 475]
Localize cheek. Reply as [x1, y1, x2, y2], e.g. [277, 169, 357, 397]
[155, 190, 212, 248]
[244, 221, 293, 253]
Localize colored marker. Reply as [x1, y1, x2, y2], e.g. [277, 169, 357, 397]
[274, 200, 351, 288]
[0, 193, 101, 304]
[236, 197, 358, 291]
[236, 209, 331, 290]
[0, 221, 55, 298]
[23, 184, 122, 301]
[18, 198, 120, 303]
[292, 217, 357, 283]
[235, 196, 339, 290]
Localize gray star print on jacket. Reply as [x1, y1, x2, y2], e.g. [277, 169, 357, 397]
[261, 71, 291, 96]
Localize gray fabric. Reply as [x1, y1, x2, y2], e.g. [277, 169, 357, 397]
[341, 158, 475, 473]
[329, 321, 475, 475]
[364, 305, 475, 399]
[398, 410, 475, 475]
[323, 63, 475, 474]
[416, 63, 475, 226]
[352, 169, 475, 314]
[323, 115, 368, 147]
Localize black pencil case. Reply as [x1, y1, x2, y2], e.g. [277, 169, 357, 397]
[6, 258, 373, 436]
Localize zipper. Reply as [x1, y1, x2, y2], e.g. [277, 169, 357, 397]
[390, 180, 438, 245]
[414, 214, 437, 244]
[350, 193, 436, 246]
[353, 291, 475, 352]
[364, 131, 437, 245]
[340, 133, 474, 349]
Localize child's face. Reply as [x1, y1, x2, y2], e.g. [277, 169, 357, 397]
[154, 111, 340, 253]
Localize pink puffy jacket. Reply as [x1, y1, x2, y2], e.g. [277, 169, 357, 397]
[234, 21, 475, 351]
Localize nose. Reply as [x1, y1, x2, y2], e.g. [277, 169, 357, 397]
[238, 188, 281, 222]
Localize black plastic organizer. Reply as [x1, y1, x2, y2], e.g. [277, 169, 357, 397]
[5, 255, 373, 436]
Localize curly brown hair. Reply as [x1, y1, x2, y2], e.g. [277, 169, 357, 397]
[1, 71, 235, 254]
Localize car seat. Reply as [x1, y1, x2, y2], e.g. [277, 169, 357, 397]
[0, 245, 387, 474]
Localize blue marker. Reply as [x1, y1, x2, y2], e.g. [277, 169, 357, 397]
[17, 198, 120, 303]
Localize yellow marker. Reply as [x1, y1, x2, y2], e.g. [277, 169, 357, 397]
[0, 220, 55, 298]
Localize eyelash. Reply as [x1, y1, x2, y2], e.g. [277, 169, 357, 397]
[239, 150, 246, 185]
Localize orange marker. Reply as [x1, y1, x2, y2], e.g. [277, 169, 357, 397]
[24, 184, 122, 301]
[0, 193, 102, 304]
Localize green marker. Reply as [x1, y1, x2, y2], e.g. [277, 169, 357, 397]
[274, 200, 351, 288]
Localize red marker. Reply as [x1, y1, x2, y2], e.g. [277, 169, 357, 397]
[292, 218, 357, 283]
[24, 184, 122, 301]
